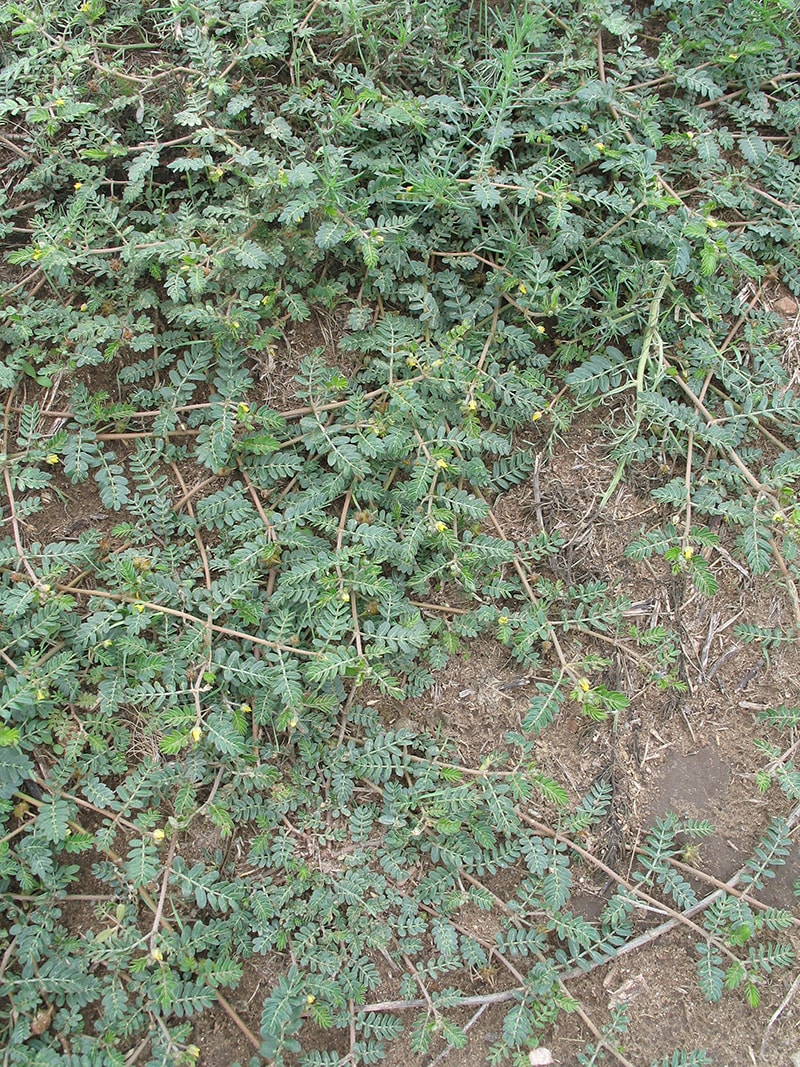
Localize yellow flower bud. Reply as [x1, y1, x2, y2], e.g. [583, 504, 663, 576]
[190, 726, 203, 743]
[151, 947, 163, 961]
[577, 677, 591, 693]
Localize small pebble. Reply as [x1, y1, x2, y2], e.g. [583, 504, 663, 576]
[774, 295, 798, 316]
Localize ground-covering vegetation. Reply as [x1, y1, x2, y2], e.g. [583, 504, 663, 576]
[1, 0, 800, 1063]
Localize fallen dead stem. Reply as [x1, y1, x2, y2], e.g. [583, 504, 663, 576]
[52, 582, 319, 657]
[358, 988, 521, 1013]
[170, 461, 212, 591]
[2, 387, 40, 585]
[483, 504, 573, 678]
[769, 537, 800, 633]
[519, 812, 742, 966]
[669, 370, 778, 502]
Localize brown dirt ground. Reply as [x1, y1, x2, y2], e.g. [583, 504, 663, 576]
[9, 293, 800, 1067]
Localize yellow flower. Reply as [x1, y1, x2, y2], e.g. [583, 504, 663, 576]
[190, 726, 203, 743]
[498, 615, 509, 625]
[518, 283, 528, 295]
[594, 141, 605, 151]
[305, 994, 316, 1005]
[55, 98, 65, 108]
[288, 717, 298, 729]
[435, 521, 447, 533]
[683, 546, 694, 560]
[577, 677, 591, 693]
[467, 399, 477, 411]
[240, 703, 252, 714]
[74, 182, 82, 190]
[152, 828, 166, 842]
[45, 453, 59, 464]
[535, 324, 546, 335]
[436, 458, 448, 470]
[531, 411, 543, 422]
[151, 948, 163, 961]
